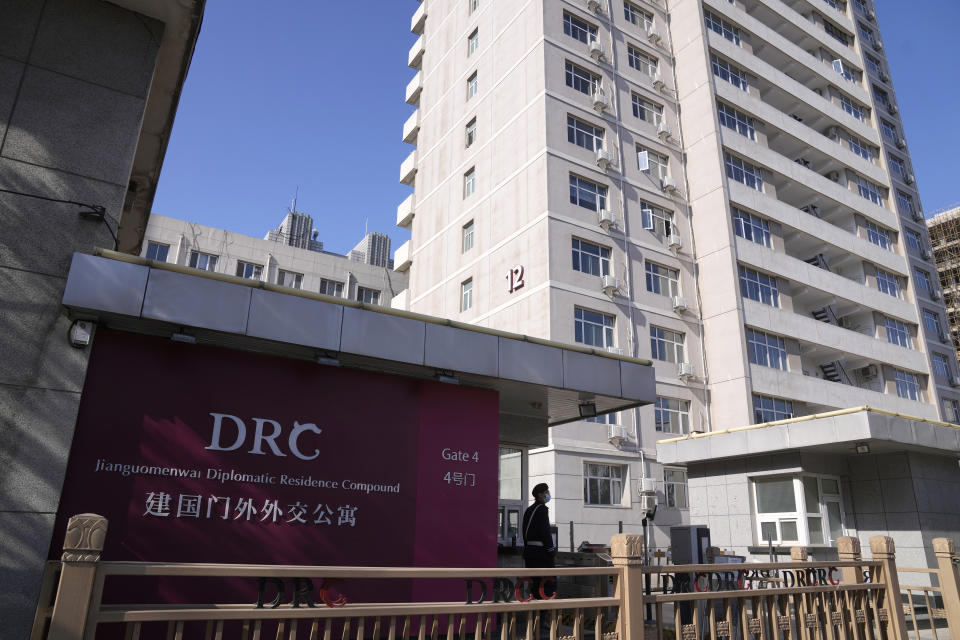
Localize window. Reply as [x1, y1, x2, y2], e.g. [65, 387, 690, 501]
[704, 10, 740, 45]
[319, 279, 343, 297]
[944, 399, 960, 425]
[923, 310, 944, 338]
[641, 202, 673, 235]
[655, 397, 690, 434]
[823, 19, 850, 46]
[857, 22, 874, 44]
[894, 369, 921, 400]
[468, 29, 479, 56]
[572, 238, 611, 276]
[739, 265, 780, 307]
[711, 55, 748, 90]
[586, 412, 618, 425]
[569, 174, 607, 212]
[565, 61, 599, 95]
[914, 267, 933, 294]
[856, 176, 884, 206]
[852, 0, 867, 13]
[464, 167, 476, 198]
[875, 268, 900, 298]
[884, 316, 909, 348]
[638, 146, 669, 180]
[575, 307, 614, 348]
[725, 154, 763, 191]
[896, 191, 915, 216]
[905, 229, 923, 254]
[732, 208, 770, 246]
[873, 86, 891, 108]
[888, 155, 906, 178]
[645, 262, 679, 297]
[145, 241, 169, 262]
[189, 251, 218, 272]
[563, 11, 598, 44]
[278, 269, 303, 289]
[583, 463, 624, 506]
[664, 468, 689, 508]
[466, 72, 478, 100]
[469, 0, 479, 14]
[933, 353, 952, 379]
[832, 58, 857, 83]
[357, 286, 381, 305]
[462, 220, 475, 252]
[461, 279, 473, 311]
[754, 475, 845, 545]
[567, 115, 604, 151]
[753, 394, 793, 423]
[846, 133, 872, 162]
[840, 94, 864, 121]
[628, 46, 658, 76]
[880, 120, 898, 141]
[235, 261, 263, 280]
[747, 328, 787, 370]
[717, 102, 755, 140]
[632, 93, 663, 125]
[624, 2, 653, 30]
[864, 54, 882, 76]
[650, 325, 685, 363]
[865, 221, 891, 250]
[465, 118, 477, 147]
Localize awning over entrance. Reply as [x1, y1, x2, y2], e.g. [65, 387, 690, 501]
[63, 251, 657, 447]
[657, 406, 960, 464]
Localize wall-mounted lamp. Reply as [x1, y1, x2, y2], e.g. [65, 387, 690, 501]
[578, 401, 597, 418]
[170, 332, 197, 344]
[316, 353, 340, 367]
[855, 442, 871, 454]
[68, 320, 93, 348]
[435, 370, 459, 385]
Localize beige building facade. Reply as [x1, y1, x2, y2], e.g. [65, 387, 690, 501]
[397, 0, 960, 557]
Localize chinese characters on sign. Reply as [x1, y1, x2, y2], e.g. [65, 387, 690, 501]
[143, 492, 359, 526]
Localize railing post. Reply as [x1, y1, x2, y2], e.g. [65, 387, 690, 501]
[837, 536, 864, 584]
[868, 535, 908, 640]
[611, 533, 646, 640]
[933, 538, 960, 637]
[47, 514, 107, 640]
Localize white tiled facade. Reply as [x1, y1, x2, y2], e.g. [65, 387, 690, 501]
[398, 0, 959, 552]
[143, 215, 408, 305]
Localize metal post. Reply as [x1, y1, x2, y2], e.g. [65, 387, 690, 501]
[569, 521, 574, 552]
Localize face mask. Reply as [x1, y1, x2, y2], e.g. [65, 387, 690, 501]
[544, 492, 551, 503]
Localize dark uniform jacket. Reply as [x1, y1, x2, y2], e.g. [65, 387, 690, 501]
[521, 502, 555, 563]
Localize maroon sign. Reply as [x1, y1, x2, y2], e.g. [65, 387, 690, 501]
[51, 329, 499, 604]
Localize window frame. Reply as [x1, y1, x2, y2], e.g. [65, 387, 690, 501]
[575, 307, 615, 348]
[572, 237, 612, 277]
[704, 10, 741, 45]
[189, 250, 218, 272]
[464, 167, 476, 198]
[650, 325, 685, 364]
[655, 397, 690, 434]
[875, 268, 900, 298]
[884, 316, 909, 348]
[565, 61, 600, 96]
[664, 468, 689, 509]
[583, 462, 626, 506]
[631, 93, 663, 125]
[277, 269, 303, 289]
[319, 279, 344, 298]
[465, 117, 477, 148]
[739, 265, 780, 306]
[732, 208, 770, 247]
[753, 394, 794, 423]
[753, 474, 846, 546]
[711, 55, 748, 90]
[468, 28, 479, 56]
[627, 45, 658, 76]
[747, 328, 787, 370]
[461, 278, 474, 312]
[623, 1, 653, 31]
[466, 72, 478, 100]
[645, 261, 680, 298]
[638, 146, 669, 180]
[235, 260, 263, 280]
[145, 241, 170, 262]
[894, 369, 921, 401]
[462, 220, 475, 253]
[356, 286, 381, 305]
[865, 220, 891, 250]
[717, 102, 755, 140]
[563, 11, 598, 44]
[641, 202, 673, 236]
[725, 153, 763, 191]
[567, 115, 604, 152]
[569, 174, 608, 212]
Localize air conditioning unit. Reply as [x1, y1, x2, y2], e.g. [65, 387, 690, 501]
[589, 38, 605, 61]
[608, 424, 630, 447]
[657, 122, 672, 140]
[922, 248, 933, 261]
[678, 362, 696, 379]
[647, 26, 662, 44]
[668, 234, 682, 250]
[599, 208, 617, 229]
[940, 331, 951, 344]
[652, 73, 665, 90]
[638, 477, 657, 495]
[596, 146, 613, 169]
[931, 289, 943, 301]
[826, 171, 840, 182]
[859, 364, 878, 380]
[801, 204, 821, 217]
[950, 375, 960, 389]
[866, 9, 876, 21]
[592, 88, 609, 112]
[873, 39, 883, 51]
[896, 137, 907, 149]
[587, 0, 603, 13]
[601, 274, 622, 296]
[905, 173, 915, 185]
[879, 71, 890, 83]
[606, 345, 623, 355]
[912, 211, 924, 223]
[887, 103, 898, 115]
[672, 296, 688, 312]
[661, 176, 678, 193]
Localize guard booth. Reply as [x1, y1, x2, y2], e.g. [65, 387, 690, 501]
[52, 251, 657, 607]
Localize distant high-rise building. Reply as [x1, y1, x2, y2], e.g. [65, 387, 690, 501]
[350, 231, 393, 269]
[927, 204, 960, 356]
[265, 210, 323, 252]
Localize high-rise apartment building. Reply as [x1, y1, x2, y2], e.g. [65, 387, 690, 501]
[351, 231, 394, 269]
[927, 204, 960, 358]
[397, 0, 960, 555]
[265, 210, 324, 252]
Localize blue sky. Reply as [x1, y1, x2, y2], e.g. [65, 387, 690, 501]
[152, 0, 960, 256]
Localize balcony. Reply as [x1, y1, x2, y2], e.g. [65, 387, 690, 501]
[399, 150, 417, 186]
[402, 110, 420, 144]
[408, 35, 424, 70]
[394, 240, 412, 272]
[405, 71, 423, 106]
[411, 2, 426, 35]
[396, 193, 415, 229]
[736, 0, 857, 65]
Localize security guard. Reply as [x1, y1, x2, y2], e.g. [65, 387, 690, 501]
[522, 482, 555, 598]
